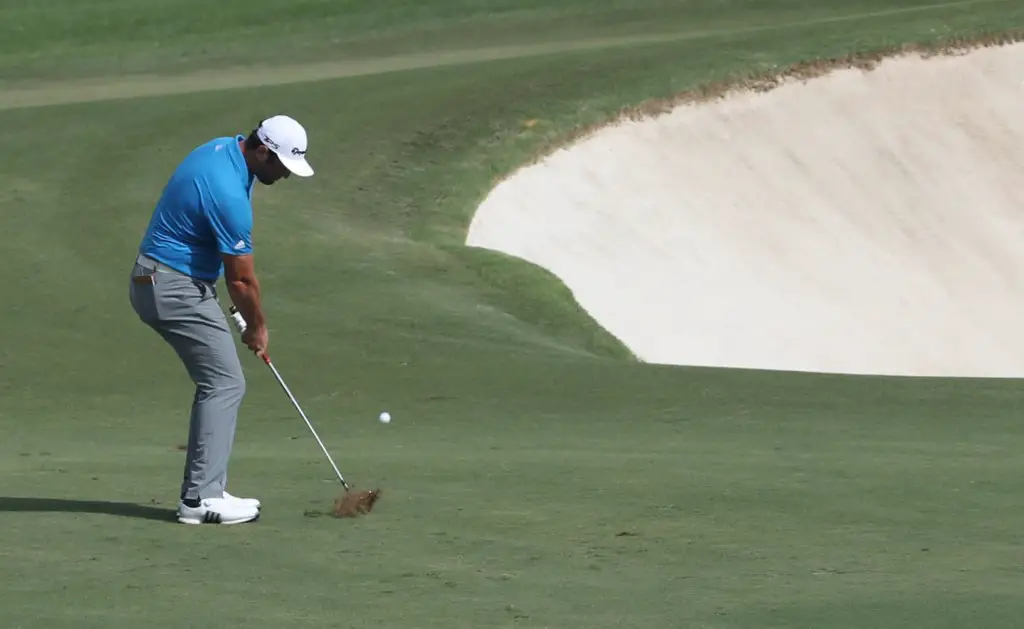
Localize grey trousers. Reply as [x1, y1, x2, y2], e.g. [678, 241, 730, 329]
[128, 253, 246, 502]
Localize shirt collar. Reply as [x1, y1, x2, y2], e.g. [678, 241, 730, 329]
[228, 134, 256, 195]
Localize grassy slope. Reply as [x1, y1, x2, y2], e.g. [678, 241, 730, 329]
[3, 0, 1011, 82]
[3, 1, 1024, 628]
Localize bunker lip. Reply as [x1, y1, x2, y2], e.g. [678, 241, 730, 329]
[466, 32, 1024, 378]
[515, 29, 1024, 168]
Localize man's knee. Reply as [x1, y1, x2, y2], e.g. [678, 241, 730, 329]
[199, 367, 246, 402]
[232, 371, 247, 400]
[222, 369, 246, 396]
[172, 319, 246, 401]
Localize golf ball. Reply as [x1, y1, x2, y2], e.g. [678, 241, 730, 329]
[379, 411, 391, 424]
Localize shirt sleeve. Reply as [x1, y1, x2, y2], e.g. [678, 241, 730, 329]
[205, 182, 254, 256]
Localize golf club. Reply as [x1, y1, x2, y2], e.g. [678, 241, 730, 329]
[266, 353, 352, 490]
[227, 306, 381, 516]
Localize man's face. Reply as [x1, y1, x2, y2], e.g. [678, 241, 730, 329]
[252, 145, 292, 185]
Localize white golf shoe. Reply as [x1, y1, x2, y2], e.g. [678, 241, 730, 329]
[177, 496, 260, 525]
[223, 490, 261, 510]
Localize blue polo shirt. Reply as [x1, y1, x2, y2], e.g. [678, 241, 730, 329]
[138, 135, 256, 282]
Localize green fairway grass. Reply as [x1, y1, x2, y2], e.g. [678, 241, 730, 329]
[3, 1, 1024, 627]
[1, 0, 1012, 84]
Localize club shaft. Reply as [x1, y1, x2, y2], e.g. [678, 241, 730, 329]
[264, 357, 349, 489]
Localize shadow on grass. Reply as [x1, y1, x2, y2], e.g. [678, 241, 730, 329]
[0, 497, 175, 522]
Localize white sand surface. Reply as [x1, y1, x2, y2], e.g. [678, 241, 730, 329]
[466, 43, 1024, 377]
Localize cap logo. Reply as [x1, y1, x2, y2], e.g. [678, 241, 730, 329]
[258, 127, 305, 156]
[260, 133, 281, 151]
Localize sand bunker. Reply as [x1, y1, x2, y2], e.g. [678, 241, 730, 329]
[465, 41, 1024, 377]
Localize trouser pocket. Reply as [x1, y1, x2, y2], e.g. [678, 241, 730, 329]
[129, 263, 160, 324]
[130, 264, 213, 324]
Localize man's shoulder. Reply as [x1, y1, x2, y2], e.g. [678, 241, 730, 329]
[183, 135, 240, 168]
[204, 174, 253, 219]
[185, 136, 249, 203]
[165, 136, 235, 184]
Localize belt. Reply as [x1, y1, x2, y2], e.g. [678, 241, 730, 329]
[133, 253, 214, 288]
[136, 253, 180, 273]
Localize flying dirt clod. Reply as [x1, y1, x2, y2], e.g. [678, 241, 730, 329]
[333, 488, 383, 517]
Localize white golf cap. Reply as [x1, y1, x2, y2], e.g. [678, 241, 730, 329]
[255, 114, 314, 177]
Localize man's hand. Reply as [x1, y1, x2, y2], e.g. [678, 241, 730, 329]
[241, 324, 268, 359]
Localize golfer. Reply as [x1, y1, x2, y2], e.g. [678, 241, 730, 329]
[128, 115, 314, 525]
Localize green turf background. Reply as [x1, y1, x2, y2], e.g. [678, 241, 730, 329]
[3, 1, 1024, 627]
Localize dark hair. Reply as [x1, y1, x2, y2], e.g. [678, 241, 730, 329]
[244, 128, 280, 165]
[244, 129, 263, 151]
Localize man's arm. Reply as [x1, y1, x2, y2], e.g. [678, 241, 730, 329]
[205, 184, 266, 354]
[222, 253, 264, 331]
